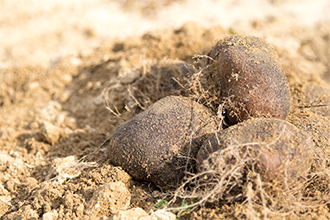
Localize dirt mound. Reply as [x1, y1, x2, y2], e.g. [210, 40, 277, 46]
[1, 20, 330, 220]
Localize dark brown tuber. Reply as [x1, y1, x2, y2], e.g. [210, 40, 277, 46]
[108, 96, 217, 189]
[207, 35, 291, 125]
[197, 118, 313, 185]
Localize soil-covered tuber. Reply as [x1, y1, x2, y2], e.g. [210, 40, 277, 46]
[197, 118, 313, 185]
[207, 35, 291, 125]
[108, 96, 217, 189]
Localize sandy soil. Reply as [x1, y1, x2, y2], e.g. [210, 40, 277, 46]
[1, 0, 330, 219]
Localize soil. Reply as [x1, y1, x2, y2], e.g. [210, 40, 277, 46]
[1, 1, 330, 220]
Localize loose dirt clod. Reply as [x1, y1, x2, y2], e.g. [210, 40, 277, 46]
[110, 208, 149, 220]
[40, 122, 61, 145]
[108, 96, 217, 189]
[87, 181, 131, 216]
[207, 35, 291, 125]
[110, 208, 176, 220]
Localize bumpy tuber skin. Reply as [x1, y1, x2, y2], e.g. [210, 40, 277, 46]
[197, 118, 313, 185]
[207, 35, 291, 125]
[108, 96, 217, 189]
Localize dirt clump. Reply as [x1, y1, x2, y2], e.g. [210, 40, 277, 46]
[87, 181, 131, 216]
[2, 162, 133, 220]
[110, 207, 176, 220]
[108, 96, 217, 190]
[206, 36, 291, 125]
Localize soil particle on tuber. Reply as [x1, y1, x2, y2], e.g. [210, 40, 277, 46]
[108, 96, 217, 189]
[197, 118, 313, 185]
[207, 35, 291, 125]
